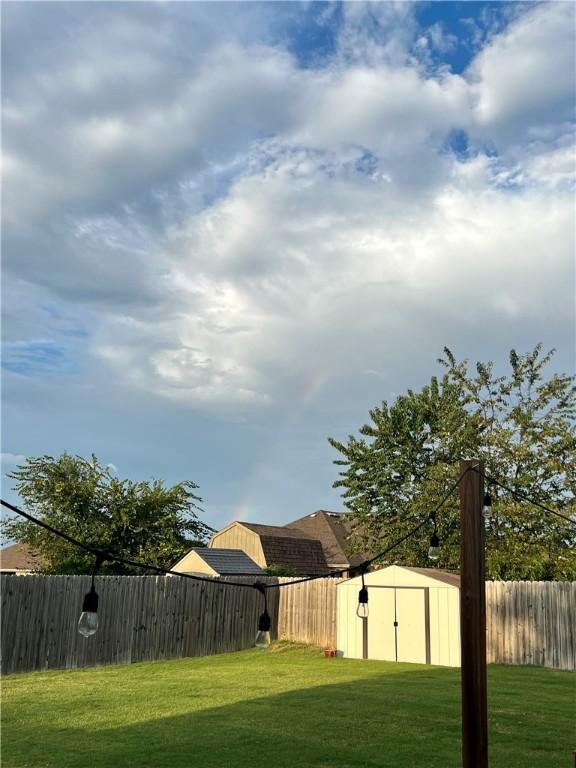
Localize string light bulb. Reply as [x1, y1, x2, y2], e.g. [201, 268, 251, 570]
[255, 609, 271, 649]
[483, 492, 492, 514]
[253, 581, 271, 649]
[78, 552, 105, 638]
[356, 571, 369, 618]
[428, 532, 441, 561]
[78, 585, 99, 637]
[428, 513, 440, 561]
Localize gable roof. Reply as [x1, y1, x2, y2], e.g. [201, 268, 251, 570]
[238, 522, 329, 575]
[0, 543, 46, 572]
[284, 510, 365, 567]
[190, 548, 265, 576]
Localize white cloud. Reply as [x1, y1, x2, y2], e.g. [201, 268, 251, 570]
[89, 144, 574, 405]
[468, 2, 575, 147]
[3, 1, 575, 413]
[1, 453, 27, 468]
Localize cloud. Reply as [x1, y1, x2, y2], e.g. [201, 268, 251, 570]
[2, 0, 574, 414]
[468, 2, 576, 147]
[1, 453, 27, 469]
[86, 140, 573, 406]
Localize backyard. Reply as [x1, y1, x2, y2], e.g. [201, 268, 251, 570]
[2, 644, 574, 768]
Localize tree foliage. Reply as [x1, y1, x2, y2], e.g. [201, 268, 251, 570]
[2, 453, 214, 574]
[329, 345, 576, 580]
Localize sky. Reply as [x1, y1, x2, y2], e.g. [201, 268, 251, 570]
[2, 1, 575, 532]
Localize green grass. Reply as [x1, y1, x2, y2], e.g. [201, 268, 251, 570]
[2, 644, 574, 768]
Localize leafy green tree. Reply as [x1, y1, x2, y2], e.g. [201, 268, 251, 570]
[2, 453, 213, 574]
[264, 565, 297, 577]
[329, 346, 576, 580]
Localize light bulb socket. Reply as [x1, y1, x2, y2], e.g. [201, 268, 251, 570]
[358, 586, 368, 606]
[429, 532, 440, 549]
[483, 493, 492, 508]
[82, 585, 99, 614]
[258, 609, 271, 633]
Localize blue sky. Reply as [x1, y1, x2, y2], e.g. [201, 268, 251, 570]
[2, 1, 575, 532]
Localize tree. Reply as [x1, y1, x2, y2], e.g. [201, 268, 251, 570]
[2, 453, 214, 574]
[264, 565, 297, 577]
[329, 345, 576, 580]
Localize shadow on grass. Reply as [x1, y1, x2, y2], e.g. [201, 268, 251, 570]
[3, 660, 573, 768]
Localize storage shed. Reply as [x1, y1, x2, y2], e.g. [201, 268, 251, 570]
[337, 565, 461, 667]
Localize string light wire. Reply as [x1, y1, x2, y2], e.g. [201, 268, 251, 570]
[470, 468, 576, 527]
[0, 498, 255, 589]
[1, 468, 469, 593]
[1, 496, 434, 590]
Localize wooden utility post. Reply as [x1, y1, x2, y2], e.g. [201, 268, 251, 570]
[459, 459, 488, 768]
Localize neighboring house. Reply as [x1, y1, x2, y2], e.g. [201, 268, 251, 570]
[210, 522, 329, 576]
[171, 548, 265, 578]
[0, 543, 46, 575]
[284, 510, 366, 571]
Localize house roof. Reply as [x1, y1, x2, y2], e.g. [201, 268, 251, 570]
[0, 543, 45, 572]
[238, 522, 329, 575]
[284, 510, 365, 567]
[190, 548, 265, 576]
[240, 522, 315, 539]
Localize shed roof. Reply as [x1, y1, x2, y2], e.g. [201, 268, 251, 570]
[401, 567, 460, 587]
[341, 564, 461, 588]
[0, 543, 46, 572]
[190, 548, 265, 575]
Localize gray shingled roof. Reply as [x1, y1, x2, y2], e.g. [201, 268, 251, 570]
[192, 548, 265, 575]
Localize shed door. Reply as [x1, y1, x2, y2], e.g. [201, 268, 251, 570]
[367, 588, 396, 661]
[395, 588, 427, 664]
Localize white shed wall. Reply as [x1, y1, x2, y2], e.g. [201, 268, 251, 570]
[336, 580, 364, 659]
[428, 587, 460, 666]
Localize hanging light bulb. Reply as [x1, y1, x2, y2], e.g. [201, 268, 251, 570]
[253, 581, 271, 649]
[255, 609, 271, 649]
[428, 531, 441, 561]
[78, 551, 105, 638]
[78, 585, 99, 637]
[483, 492, 492, 515]
[356, 585, 369, 618]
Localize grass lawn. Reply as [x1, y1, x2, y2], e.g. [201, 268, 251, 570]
[2, 644, 574, 768]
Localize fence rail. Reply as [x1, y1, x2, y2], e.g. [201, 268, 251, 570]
[1, 575, 574, 674]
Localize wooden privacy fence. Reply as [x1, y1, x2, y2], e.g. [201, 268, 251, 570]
[1, 576, 574, 674]
[0, 575, 279, 675]
[485, 581, 575, 670]
[277, 576, 343, 648]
